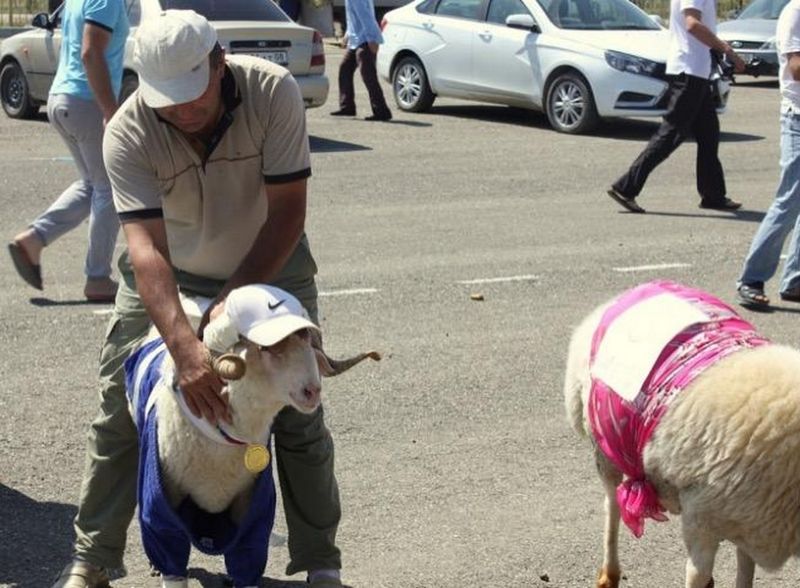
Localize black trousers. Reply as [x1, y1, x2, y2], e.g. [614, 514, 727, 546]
[612, 74, 727, 204]
[338, 43, 391, 116]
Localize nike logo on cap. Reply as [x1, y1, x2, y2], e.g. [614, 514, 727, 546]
[268, 299, 286, 311]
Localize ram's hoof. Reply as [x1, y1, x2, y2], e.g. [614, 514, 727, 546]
[596, 568, 620, 588]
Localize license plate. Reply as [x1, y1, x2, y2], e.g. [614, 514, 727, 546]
[238, 50, 289, 65]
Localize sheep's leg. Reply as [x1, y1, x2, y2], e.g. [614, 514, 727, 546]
[595, 450, 623, 588]
[683, 518, 719, 588]
[735, 547, 755, 588]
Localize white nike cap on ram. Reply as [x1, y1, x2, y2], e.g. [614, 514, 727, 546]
[225, 284, 319, 347]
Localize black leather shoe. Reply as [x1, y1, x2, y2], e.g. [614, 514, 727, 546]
[330, 109, 356, 116]
[365, 111, 392, 122]
[698, 197, 742, 211]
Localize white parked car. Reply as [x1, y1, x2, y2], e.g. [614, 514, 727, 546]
[377, 0, 730, 133]
[718, 0, 788, 77]
[0, 0, 329, 119]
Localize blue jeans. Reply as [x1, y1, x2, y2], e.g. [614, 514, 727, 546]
[30, 94, 119, 279]
[739, 111, 800, 294]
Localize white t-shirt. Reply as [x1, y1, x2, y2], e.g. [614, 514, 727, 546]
[666, 0, 716, 78]
[777, 0, 800, 110]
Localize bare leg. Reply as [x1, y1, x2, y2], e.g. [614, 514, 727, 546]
[735, 547, 755, 588]
[595, 451, 622, 588]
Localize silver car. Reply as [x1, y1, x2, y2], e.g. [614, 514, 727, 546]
[0, 0, 329, 119]
[718, 0, 788, 77]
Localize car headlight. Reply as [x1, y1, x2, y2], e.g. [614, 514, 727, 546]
[605, 50, 660, 77]
[760, 37, 776, 50]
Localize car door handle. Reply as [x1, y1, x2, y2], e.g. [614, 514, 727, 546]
[479, 30, 492, 41]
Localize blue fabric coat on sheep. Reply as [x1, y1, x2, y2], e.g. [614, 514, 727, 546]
[125, 338, 277, 587]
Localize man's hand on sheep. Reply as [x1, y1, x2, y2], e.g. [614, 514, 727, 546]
[175, 338, 232, 424]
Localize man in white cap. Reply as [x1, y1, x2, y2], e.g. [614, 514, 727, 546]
[52, 10, 345, 588]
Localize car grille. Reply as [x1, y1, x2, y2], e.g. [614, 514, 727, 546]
[729, 41, 764, 50]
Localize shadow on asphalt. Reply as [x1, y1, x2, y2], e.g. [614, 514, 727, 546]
[0, 484, 77, 588]
[617, 209, 766, 223]
[732, 77, 779, 89]
[593, 118, 765, 143]
[156, 567, 338, 587]
[428, 104, 548, 129]
[423, 104, 764, 143]
[309, 135, 371, 153]
[29, 297, 112, 307]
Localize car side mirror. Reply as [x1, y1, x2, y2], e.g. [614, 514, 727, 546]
[505, 13, 540, 32]
[31, 12, 53, 30]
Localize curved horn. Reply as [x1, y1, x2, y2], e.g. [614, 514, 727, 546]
[210, 353, 246, 381]
[317, 350, 382, 377]
[309, 328, 381, 377]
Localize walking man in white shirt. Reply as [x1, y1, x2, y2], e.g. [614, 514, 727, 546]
[330, 0, 392, 121]
[606, 0, 746, 214]
[736, 0, 800, 308]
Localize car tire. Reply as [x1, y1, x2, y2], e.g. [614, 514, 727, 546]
[0, 60, 38, 119]
[119, 72, 139, 104]
[545, 72, 598, 134]
[392, 56, 435, 113]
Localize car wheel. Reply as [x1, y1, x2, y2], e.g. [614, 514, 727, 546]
[119, 73, 139, 104]
[545, 72, 598, 134]
[0, 61, 38, 119]
[392, 56, 435, 113]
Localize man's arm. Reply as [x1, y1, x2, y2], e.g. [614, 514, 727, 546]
[122, 218, 230, 423]
[788, 52, 800, 80]
[683, 8, 747, 73]
[82, 22, 118, 124]
[199, 179, 307, 328]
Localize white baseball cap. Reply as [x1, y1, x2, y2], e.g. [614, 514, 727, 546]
[225, 285, 319, 347]
[132, 10, 218, 108]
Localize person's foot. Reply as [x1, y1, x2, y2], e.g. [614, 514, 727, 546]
[308, 569, 344, 587]
[737, 283, 770, 309]
[698, 197, 742, 211]
[365, 111, 392, 121]
[330, 108, 356, 116]
[51, 560, 110, 588]
[780, 285, 800, 302]
[8, 229, 44, 290]
[606, 187, 645, 213]
[84, 276, 118, 303]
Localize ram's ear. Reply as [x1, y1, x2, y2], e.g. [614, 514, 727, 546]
[309, 328, 381, 377]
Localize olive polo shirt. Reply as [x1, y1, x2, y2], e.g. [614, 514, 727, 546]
[104, 55, 314, 281]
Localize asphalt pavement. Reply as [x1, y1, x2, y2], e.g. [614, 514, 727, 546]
[2, 48, 800, 587]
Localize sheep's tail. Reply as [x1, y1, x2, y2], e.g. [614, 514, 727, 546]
[616, 479, 669, 538]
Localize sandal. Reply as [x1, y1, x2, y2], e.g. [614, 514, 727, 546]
[737, 284, 769, 308]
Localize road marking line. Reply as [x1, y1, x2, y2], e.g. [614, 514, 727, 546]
[457, 274, 539, 285]
[319, 288, 378, 297]
[90, 289, 377, 313]
[17, 156, 74, 162]
[612, 263, 692, 273]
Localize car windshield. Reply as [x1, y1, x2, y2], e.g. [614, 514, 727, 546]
[160, 0, 289, 21]
[536, 0, 659, 29]
[737, 0, 788, 19]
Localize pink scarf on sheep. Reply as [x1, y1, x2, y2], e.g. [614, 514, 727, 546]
[588, 280, 768, 538]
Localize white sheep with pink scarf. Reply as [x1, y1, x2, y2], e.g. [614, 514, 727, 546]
[564, 280, 800, 588]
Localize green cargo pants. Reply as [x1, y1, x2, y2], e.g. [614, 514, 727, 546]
[72, 249, 341, 576]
